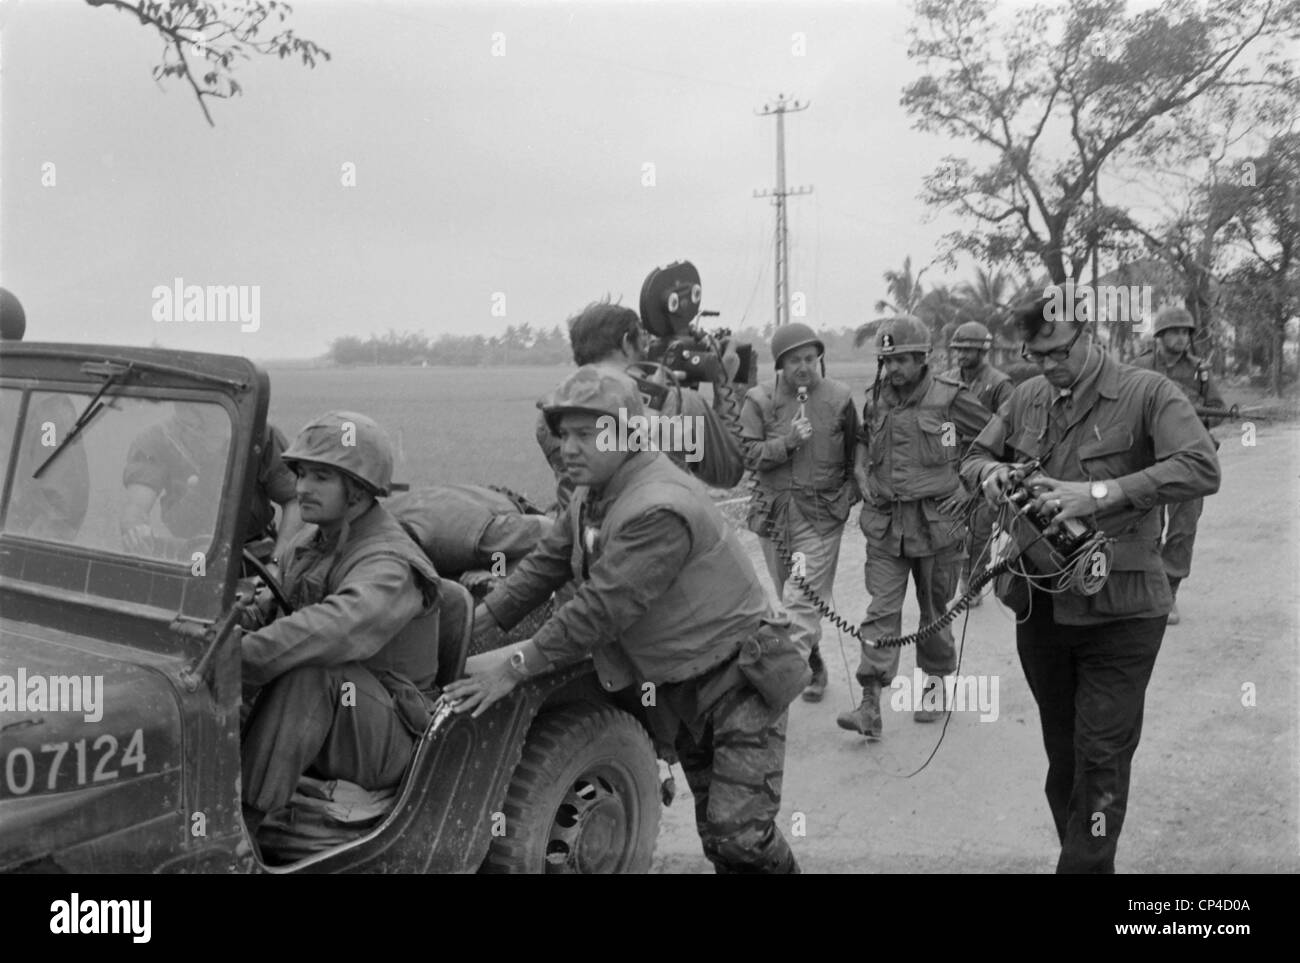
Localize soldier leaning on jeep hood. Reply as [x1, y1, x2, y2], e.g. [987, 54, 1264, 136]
[448, 366, 806, 875]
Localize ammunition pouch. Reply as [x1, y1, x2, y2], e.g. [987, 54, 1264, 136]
[736, 618, 810, 713]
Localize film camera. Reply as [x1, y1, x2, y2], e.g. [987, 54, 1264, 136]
[635, 261, 757, 398]
[1002, 460, 1112, 596]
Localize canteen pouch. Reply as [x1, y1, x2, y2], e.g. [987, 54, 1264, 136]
[737, 617, 811, 712]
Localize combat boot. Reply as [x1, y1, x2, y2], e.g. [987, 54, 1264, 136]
[802, 647, 828, 702]
[837, 678, 882, 740]
[913, 674, 950, 723]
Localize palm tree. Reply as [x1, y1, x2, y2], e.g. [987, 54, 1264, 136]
[857, 256, 929, 347]
[873, 256, 928, 315]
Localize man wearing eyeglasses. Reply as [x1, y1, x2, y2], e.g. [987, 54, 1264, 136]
[960, 294, 1220, 873]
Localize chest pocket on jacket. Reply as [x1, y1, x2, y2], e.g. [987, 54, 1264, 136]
[1076, 424, 1135, 477]
[1007, 422, 1045, 460]
[916, 410, 953, 467]
[810, 400, 845, 466]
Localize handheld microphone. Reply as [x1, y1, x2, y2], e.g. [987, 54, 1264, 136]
[796, 386, 808, 419]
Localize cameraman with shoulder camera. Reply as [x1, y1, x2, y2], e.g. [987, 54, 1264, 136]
[535, 299, 744, 513]
[960, 294, 1220, 874]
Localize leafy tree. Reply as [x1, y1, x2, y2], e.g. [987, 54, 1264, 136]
[86, 0, 331, 126]
[1220, 132, 1300, 394]
[904, 0, 1299, 285]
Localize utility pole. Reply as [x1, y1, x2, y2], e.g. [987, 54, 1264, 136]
[754, 94, 812, 329]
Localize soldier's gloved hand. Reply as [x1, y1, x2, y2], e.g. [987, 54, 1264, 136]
[785, 416, 814, 450]
[236, 583, 275, 630]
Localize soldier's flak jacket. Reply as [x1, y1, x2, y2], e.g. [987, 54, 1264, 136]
[742, 376, 859, 537]
[960, 350, 1221, 623]
[858, 370, 993, 556]
[241, 501, 441, 734]
[484, 450, 771, 691]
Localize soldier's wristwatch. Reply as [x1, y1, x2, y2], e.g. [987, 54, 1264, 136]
[508, 649, 530, 681]
[1090, 480, 1109, 506]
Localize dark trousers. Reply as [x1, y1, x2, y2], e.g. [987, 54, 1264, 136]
[241, 665, 414, 815]
[1016, 592, 1166, 873]
[673, 685, 798, 874]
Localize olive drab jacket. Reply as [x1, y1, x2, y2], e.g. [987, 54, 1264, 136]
[741, 376, 859, 538]
[960, 350, 1221, 625]
[960, 360, 1013, 417]
[858, 371, 993, 557]
[1129, 347, 1226, 431]
[241, 502, 441, 728]
[484, 451, 768, 693]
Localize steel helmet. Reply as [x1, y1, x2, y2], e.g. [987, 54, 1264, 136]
[1153, 306, 1195, 336]
[541, 365, 644, 434]
[0, 288, 27, 341]
[770, 322, 824, 369]
[282, 411, 395, 496]
[876, 315, 931, 357]
[949, 320, 992, 350]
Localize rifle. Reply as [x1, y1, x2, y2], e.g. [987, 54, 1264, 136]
[1194, 404, 1274, 421]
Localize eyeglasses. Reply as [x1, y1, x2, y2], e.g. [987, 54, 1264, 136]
[1021, 324, 1083, 364]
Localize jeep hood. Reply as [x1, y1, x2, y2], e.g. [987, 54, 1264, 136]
[0, 621, 184, 869]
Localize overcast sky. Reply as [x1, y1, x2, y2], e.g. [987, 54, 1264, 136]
[3, 0, 1171, 359]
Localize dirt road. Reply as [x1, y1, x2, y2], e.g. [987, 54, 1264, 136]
[651, 422, 1300, 873]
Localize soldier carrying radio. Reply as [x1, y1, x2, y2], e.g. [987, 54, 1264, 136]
[1128, 305, 1226, 625]
[961, 295, 1220, 873]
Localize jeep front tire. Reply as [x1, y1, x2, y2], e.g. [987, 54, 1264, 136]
[483, 703, 661, 874]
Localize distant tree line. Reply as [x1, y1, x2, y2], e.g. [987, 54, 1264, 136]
[326, 322, 892, 368]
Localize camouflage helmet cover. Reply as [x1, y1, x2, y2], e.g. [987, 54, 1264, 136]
[876, 314, 931, 357]
[542, 365, 645, 434]
[281, 410, 395, 496]
[1153, 305, 1195, 336]
[769, 322, 825, 369]
[949, 320, 993, 350]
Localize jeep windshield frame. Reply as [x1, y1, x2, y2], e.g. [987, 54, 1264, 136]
[0, 344, 269, 644]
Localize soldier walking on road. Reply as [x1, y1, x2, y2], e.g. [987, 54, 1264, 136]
[449, 367, 806, 873]
[837, 316, 992, 740]
[741, 322, 859, 702]
[949, 321, 1013, 605]
[1128, 306, 1226, 625]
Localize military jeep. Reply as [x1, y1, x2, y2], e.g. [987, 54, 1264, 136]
[0, 344, 662, 873]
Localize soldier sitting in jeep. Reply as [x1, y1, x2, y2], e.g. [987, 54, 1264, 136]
[237, 411, 441, 844]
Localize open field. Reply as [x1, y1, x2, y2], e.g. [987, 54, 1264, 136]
[264, 360, 892, 502]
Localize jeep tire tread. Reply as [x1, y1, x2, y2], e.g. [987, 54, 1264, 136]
[482, 703, 661, 874]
